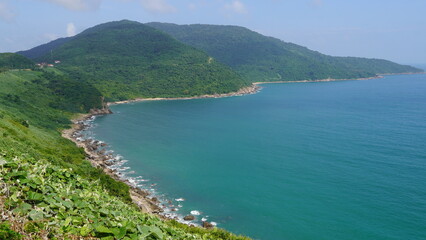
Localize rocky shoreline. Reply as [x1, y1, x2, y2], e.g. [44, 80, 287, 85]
[61, 85, 262, 228]
[61, 72, 425, 228]
[108, 84, 261, 105]
[62, 110, 164, 215]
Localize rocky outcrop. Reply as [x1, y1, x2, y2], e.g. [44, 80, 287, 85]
[89, 107, 112, 115]
[184, 215, 195, 221]
[202, 221, 214, 229]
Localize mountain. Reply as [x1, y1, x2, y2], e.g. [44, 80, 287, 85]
[146, 22, 422, 82]
[18, 20, 248, 101]
[0, 53, 34, 72]
[17, 37, 72, 60]
[0, 68, 249, 240]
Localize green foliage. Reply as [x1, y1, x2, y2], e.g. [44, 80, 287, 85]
[0, 70, 128, 203]
[147, 22, 423, 82]
[0, 155, 250, 239]
[0, 53, 34, 72]
[41, 71, 103, 112]
[17, 37, 72, 60]
[0, 68, 249, 239]
[0, 221, 22, 240]
[21, 20, 249, 101]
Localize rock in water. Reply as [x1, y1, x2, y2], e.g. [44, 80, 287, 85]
[183, 215, 195, 221]
[202, 221, 214, 229]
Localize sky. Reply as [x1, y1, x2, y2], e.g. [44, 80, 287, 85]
[0, 0, 425, 64]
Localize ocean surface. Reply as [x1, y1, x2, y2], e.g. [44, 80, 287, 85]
[88, 74, 426, 240]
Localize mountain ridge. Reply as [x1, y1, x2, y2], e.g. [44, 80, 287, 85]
[19, 20, 248, 101]
[146, 22, 422, 82]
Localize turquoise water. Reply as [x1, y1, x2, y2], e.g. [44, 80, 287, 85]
[90, 74, 426, 240]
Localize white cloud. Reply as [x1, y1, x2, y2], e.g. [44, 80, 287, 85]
[0, 1, 15, 22]
[224, 0, 247, 14]
[140, 0, 176, 14]
[41, 0, 101, 11]
[67, 22, 76, 37]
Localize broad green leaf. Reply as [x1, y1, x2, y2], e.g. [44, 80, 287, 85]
[150, 226, 164, 239]
[111, 227, 127, 239]
[12, 202, 32, 214]
[64, 217, 72, 227]
[28, 209, 44, 221]
[80, 225, 92, 237]
[95, 225, 112, 234]
[27, 191, 44, 201]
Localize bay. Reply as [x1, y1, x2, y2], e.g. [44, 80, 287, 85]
[89, 74, 426, 240]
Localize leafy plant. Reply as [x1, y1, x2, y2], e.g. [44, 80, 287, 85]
[0, 221, 22, 240]
[0, 154, 250, 239]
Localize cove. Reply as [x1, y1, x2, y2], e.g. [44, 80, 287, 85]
[88, 74, 426, 240]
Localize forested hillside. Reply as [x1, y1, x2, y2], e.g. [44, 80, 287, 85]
[0, 53, 34, 72]
[19, 20, 248, 101]
[0, 56, 249, 239]
[147, 22, 422, 82]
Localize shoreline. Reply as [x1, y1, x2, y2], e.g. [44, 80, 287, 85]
[108, 85, 262, 105]
[253, 75, 383, 85]
[252, 72, 425, 85]
[61, 84, 263, 227]
[61, 71, 424, 227]
[62, 112, 164, 215]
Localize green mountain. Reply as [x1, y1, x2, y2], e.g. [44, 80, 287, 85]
[0, 53, 34, 72]
[146, 22, 422, 82]
[0, 63, 249, 239]
[19, 20, 248, 101]
[17, 37, 72, 59]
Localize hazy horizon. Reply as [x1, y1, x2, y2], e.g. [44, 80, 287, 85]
[0, 0, 425, 64]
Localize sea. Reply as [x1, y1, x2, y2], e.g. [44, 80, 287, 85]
[85, 73, 426, 240]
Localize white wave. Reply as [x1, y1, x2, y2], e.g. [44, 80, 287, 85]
[190, 210, 201, 215]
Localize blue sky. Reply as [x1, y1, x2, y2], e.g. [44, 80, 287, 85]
[0, 0, 425, 64]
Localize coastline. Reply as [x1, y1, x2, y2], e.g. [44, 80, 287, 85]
[252, 75, 383, 85]
[61, 84, 262, 226]
[108, 85, 261, 105]
[60, 71, 424, 227]
[61, 111, 163, 215]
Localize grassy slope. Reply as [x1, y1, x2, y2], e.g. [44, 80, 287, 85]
[146, 22, 423, 82]
[21, 20, 248, 101]
[0, 70, 130, 201]
[0, 68, 250, 239]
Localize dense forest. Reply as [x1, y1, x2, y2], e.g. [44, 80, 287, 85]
[19, 20, 248, 101]
[0, 53, 34, 72]
[146, 22, 422, 82]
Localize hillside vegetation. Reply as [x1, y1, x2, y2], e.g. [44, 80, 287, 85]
[0, 53, 34, 72]
[0, 62, 250, 239]
[146, 23, 422, 82]
[19, 20, 248, 101]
